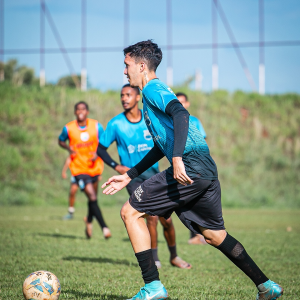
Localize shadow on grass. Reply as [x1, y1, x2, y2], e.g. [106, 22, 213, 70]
[37, 233, 85, 239]
[122, 237, 163, 244]
[63, 256, 138, 267]
[62, 289, 179, 300]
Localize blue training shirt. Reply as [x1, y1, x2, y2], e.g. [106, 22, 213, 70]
[59, 122, 104, 142]
[142, 79, 217, 180]
[190, 115, 206, 139]
[100, 111, 159, 180]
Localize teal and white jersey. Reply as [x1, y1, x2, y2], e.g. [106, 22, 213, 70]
[142, 78, 217, 180]
[100, 111, 159, 179]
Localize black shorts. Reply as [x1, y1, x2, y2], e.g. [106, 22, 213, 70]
[74, 174, 99, 191]
[126, 177, 145, 196]
[129, 167, 225, 234]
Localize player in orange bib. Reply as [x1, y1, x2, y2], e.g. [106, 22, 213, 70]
[58, 101, 111, 239]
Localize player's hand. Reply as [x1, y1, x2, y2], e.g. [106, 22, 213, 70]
[172, 157, 194, 186]
[90, 152, 98, 162]
[69, 149, 76, 156]
[102, 173, 131, 195]
[61, 172, 67, 179]
[115, 165, 130, 175]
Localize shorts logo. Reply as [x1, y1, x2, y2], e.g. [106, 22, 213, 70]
[134, 185, 144, 202]
[78, 179, 85, 189]
[144, 130, 152, 141]
[80, 132, 89, 142]
[128, 145, 135, 154]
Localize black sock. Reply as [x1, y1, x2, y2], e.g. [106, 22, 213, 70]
[87, 202, 93, 223]
[216, 233, 269, 286]
[152, 248, 159, 262]
[168, 245, 177, 260]
[190, 230, 196, 239]
[88, 200, 107, 229]
[136, 249, 160, 284]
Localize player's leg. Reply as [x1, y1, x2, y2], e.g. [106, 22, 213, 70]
[159, 217, 191, 269]
[121, 201, 168, 300]
[63, 178, 78, 220]
[146, 216, 161, 268]
[92, 177, 111, 238]
[198, 226, 283, 299]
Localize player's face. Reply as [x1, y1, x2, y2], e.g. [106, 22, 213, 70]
[177, 95, 190, 109]
[124, 54, 142, 88]
[121, 86, 140, 111]
[75, 104, 89, 121]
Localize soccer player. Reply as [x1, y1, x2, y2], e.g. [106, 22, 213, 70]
[176, 92, 207, 245]
[61, 156, 78, 219]
[102, 40, 283, 300]
[58, 101, 111, 239]
[96, 83, 191, 269]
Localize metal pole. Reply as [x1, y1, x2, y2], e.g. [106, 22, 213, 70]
[123, 0, 129, 84]
[213, 0, 257, 91]
[166, 0, 173, 87]
[81, 0, 87, 91]
[259, 0, 265, 94]
[0, 0, 4, 81]
[212, 0, 218, 90]
[42, 3, 80, 89]
[40, 0, 45, 87]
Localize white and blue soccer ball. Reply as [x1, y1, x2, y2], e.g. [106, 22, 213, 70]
[23, 270, 61, 300]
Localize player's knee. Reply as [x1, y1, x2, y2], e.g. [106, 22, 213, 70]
[120, 201, 134, 223]
[160, 217, 173, 230]
[147, 216, 158, 227]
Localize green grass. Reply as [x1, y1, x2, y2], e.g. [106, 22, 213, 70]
[1, 83, 300, 208]
[0, 206, 299, 299]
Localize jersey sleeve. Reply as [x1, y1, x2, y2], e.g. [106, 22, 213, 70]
[145, 83, 177, 113]
[58, 126, 69, 142]
[97, 122, 104, 142]
[99, 120, 116, 148]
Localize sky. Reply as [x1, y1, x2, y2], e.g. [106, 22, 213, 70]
[3, 0, 300, 93]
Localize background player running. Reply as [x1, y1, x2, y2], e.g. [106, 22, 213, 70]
[176, 92, 207, 245]
[102, 40, 283, 300]
[58, 101, 111, 240]
[96, 83, 191, 269]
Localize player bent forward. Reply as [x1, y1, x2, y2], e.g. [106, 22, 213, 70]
[102, 40, 283, 300]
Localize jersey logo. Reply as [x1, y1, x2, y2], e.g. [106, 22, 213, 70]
[134, 185, 143, 202]
[167, 87, 176, 96]
[143, 130, 152, 141]
[80, 132, 90, 142]
[127, 145, 136, 154]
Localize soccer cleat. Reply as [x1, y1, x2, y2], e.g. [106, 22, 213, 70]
[127, 281, 168, 300]
[83, 217, 92, 239]
[256, 280, 283, 300]
[170, 256, 192, 269]
[62, 213, 73, 220]
[103, 227, 111, 239]
[155, 261, 162, 269]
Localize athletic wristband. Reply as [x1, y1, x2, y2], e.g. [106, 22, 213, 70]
[127, 168, 139, 180]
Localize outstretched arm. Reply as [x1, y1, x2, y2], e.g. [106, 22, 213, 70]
[165, 100, 194, 186]
[96, 143, 129, 175]
[102, 143, 164, 195]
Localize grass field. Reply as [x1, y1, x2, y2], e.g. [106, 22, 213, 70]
[0, 206, 299, 299]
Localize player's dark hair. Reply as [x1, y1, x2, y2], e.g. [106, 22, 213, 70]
[123, 40, 163, 71]
[122, 84, 140, 96]
[176, 92, 188, 102]
[74, 101, 89, 111]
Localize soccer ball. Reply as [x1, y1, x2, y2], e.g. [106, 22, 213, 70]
[22, 270, 61, 300]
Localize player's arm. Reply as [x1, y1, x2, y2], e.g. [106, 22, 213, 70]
[102, 143, 164, 195]
[96, 143, 129, 174]
[165, 100, 194, 186]
[61, 156, 71, 179]
[58, 126, 75, 154]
